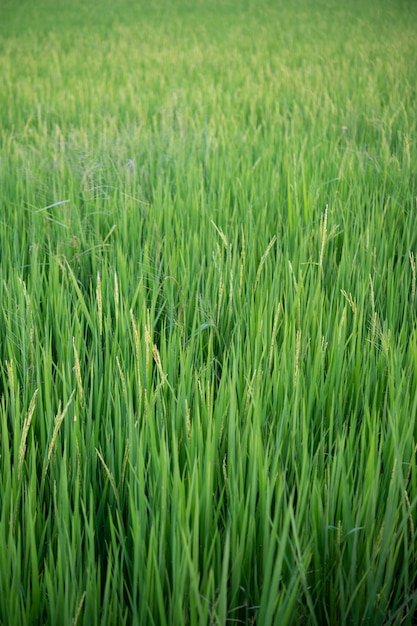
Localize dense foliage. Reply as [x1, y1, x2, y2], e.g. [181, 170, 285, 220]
[1, 0, 417, 623]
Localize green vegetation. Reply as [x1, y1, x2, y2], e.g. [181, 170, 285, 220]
[1, 0, 417, 623]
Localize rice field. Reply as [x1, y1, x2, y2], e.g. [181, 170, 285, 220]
[1, 0, 417, 624]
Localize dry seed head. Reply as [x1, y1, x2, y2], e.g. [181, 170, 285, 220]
[338, 145, 348, 179]
[114, 271, 119, 324]
[143, 388, 149, 421]
[368, 275, 378, 345]
[404, 133, 411, 169]
[198, 378, 203, 400]
[222, 454, 228, 484]
[6, 360, 15, 412]
[145, 310, 152, 374]
[116, 356, 128, 405]
[152, 341, 167, 386]
[288, 260, 298, 292]
[18, 277, 30, 308]
[239, 228, 246, 299]
[269, 302, 282, 370]
[219, 417, 224, 444]
[18, 388, 39, 480]
[294, 329, 301, 385]
[380, 327, 391, 356]
[96, 448, 119, 505]
[45, 390, 76, 475]
[72, 337, 83, 402]
[130, 309, 140, 363]
[341, 289, 357, 315]
[254, 235, 277, 293]
[319, 205, 328, 273]
[410, 252, 416, 304]
[244, 369, 257, 414]
[96, 272, 102, 336]
[258, 318, 263, 335]
[217, 273, 224, 326]
[369, 312, 378, 347]
[185, 399, 191, 440]
[369, 275, 375, 314]
[228, 268, 233, 319]
[75, 438, 82, 485]
[211, 219, 229, 250]
[207, 379, 211, 418]
[121, 441, 130, 486]
[137, 381, 143, 419]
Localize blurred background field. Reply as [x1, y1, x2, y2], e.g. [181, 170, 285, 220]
[1, 0, 417, 624]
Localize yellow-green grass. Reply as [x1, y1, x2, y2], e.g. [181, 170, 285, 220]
[1, 0, 417, 624]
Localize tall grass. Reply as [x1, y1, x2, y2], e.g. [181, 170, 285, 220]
[1, 0, 417, 623]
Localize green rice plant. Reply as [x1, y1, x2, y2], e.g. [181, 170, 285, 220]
[1, 0, 417, 623]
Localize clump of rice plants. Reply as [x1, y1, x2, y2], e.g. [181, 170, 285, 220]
[1, 0, 417, 624]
